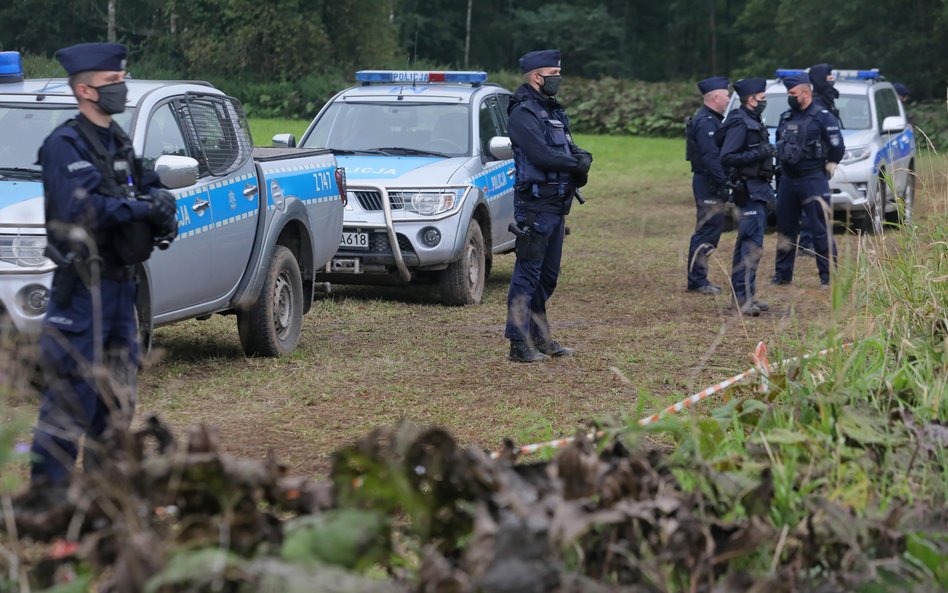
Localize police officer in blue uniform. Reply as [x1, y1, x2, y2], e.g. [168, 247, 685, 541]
[718, 78, 776, 316]
[30, 42, 178, 486]
[504, 49, 592, 363]
[685, 76, 730, 295]
[796, 63, 841, 257]
[771, 74, 844, 288]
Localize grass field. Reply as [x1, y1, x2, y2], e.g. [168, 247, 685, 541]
[88, 122, 935, 475]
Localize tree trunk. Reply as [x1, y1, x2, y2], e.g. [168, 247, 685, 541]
[709, 0, 717, 74]
[108, 0, 117, 43]
[464, 0, 473, 68]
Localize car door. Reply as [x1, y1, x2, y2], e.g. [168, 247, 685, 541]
[141, 100, 219, 314]
[181, 94, 258, 302]
[477, 94, 516, 250]
[873, 87, 906, 190]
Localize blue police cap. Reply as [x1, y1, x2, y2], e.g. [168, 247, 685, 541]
[782, 74, 810, 90]
[519, 50, 560, 73]
[697, 76, 729, 94]
[733, 78, 766, 98]
[55, 42, 127, 76]
[808, 63, 833, 86]
[893, 83, 910, 97]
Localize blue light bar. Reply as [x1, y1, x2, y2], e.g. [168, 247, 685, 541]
[774, 69, 806, 78]
[0, 51, 24, 83]
[355, 70, 488, 85]
[834, 69, 880, 81]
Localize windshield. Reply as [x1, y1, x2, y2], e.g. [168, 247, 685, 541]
[759, 93, 871, 130]
[0, 106, 133, 173]
[302, 101, 471, 157]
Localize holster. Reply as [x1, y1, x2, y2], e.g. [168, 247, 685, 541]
[731, 179, 750, 208]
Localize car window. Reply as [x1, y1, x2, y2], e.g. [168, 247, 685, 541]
[142, 103, 189, 171]
[303, 102, 472, 157]
[874, 89, 900, 130]
[493, 94, 510, 134]
[759, 92, 872, 130]
[478, 98, 502, 156]
[0, 106, 132, 172]
[184, 95, 252, 176]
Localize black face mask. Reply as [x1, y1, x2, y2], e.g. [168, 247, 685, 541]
[91, 81, 128, 115]
[788, 95, 802, 111]
[753, 99, 767, 116]
[539, 74, 561, 97]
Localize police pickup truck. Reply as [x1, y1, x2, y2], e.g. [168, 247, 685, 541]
[0, 52, 345, 356]
[726, 68, 916, 234]
[273, 70, 516, 305]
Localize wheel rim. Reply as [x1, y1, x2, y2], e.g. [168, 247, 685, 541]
[904, 173, 915, 224]
[872, 179, 885, 233]
[273, 271, 293, 340]
[466, 239, 481, 290]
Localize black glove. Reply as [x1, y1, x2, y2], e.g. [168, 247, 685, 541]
[572, 151, 593, 175]
[148, 189, 177, 227]
[758, 143, 776, 159]
[715, 185, 731, 201]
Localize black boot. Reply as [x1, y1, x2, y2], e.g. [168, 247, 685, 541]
[538, 340, 575, 357]
[508, 340, 550, 363]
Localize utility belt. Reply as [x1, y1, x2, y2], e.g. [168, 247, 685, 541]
[47, 243, 136, 308]
[781, 166, 823, 179]
[516, 181, 573, 199]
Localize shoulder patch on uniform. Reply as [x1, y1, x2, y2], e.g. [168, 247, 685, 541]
[830, 136, 841, 147]
[66, 160, 93, 173]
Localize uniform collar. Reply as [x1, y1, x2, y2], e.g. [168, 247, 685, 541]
[700, 105, 724, 120]
[518, 83, 561, 110]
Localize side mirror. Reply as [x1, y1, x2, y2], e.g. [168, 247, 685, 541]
[488, 136, 513, 161]
[881, 115, 906, 134]
[155, 155, 199, 189]
[272, 133, 297, 148]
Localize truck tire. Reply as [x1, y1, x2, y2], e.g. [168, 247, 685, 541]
[859, 173, 886, 235]
[238, 245, 303, 357]
[439, 221, 485, 306]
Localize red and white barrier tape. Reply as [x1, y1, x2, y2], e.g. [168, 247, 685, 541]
[490, 340, 847, 459]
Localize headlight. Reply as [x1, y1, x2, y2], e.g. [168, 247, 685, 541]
[841, 146, 871, 164]
[394, 190, 464, 216]
[0, 235, 49, 267]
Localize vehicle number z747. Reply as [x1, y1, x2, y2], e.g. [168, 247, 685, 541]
[340, 231, 369, 249]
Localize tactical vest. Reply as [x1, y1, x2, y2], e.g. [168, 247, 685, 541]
[776, 109, 825, 171]
[723, 112, 775, 181]
[59, 117, 154, 267]
[511, 99, 574, 199]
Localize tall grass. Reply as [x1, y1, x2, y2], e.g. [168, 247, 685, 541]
[636, 148, 948, 586]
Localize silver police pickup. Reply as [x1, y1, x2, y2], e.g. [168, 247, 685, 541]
[276, 70, 516, 305]
[0, 54, 345, 356]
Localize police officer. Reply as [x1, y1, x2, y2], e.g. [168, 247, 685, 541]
[30, 42, 178, 486]
[796, 63, 842, 257]
[685, 76, 730, 295]
[504, 49, 592, 363]
[893, 83, 910, 104]
[771, 74, 844, 288]
[718, 78, 776, 316]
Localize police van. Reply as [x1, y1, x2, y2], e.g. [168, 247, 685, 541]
[274, 70, 516, 305]
[725, 69, 916, 234]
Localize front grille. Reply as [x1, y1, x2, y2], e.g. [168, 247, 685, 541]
[355, 191, 406, 211]
[368, 232, 415, 253]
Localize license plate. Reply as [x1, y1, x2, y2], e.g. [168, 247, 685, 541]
[340, 231, 369, 249]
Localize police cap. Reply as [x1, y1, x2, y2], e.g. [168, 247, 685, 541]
[697, 76, 729, 94]
[733, 78, 766, 98]
[55, 42, 127, 76]
[519, 50, 560, 73]
[893, 83, 910, 97]
[782, 74, 810, 90]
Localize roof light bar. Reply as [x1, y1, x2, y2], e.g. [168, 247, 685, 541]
[834, 69, 880, 81]
[355, 70, 488, 85]
[0, 51, 24, 83]
[775, 67, 881, 82]
[774, 69, 806, 78]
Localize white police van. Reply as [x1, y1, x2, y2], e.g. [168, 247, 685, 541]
[274, 70, 516, 305]
[726, 69, 916, 234]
